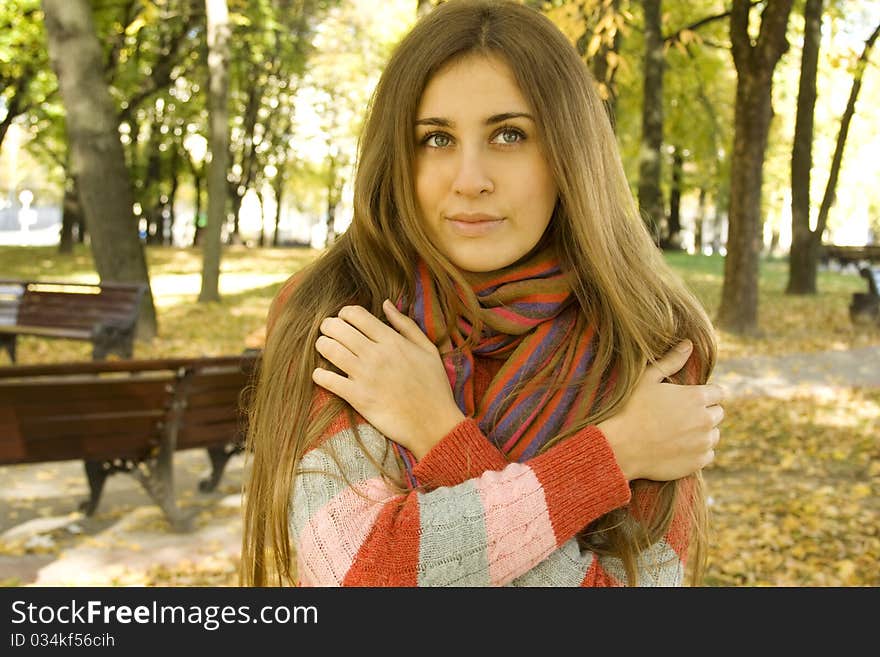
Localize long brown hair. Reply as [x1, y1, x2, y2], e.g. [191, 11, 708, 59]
[240, 0, 715, 586]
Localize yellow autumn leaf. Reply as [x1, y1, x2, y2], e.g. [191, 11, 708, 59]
[851, 483, 872, 499]
[836, 560, 856, 581]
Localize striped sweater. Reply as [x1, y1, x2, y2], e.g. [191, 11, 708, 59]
[290, 355, 695, 587]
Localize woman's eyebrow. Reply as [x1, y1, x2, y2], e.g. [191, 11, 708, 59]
[415, 112, 535, 127]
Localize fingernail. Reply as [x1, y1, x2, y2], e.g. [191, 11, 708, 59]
[676, 339, 692, 352]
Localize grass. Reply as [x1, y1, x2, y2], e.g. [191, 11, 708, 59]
[664, 252, 880, 360]
[0, 244, 318, 365]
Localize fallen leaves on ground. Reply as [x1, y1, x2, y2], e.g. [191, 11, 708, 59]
[701, 388, 879, 586]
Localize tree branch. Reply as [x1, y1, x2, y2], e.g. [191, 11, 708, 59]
[663, 2, 761, 45]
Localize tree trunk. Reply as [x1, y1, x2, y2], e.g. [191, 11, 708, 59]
[230, 189, 244, 243]
[815, 22, 880, 252]
[695, 187, 706, 254]
[59, 178, 82, 255]
[325, 201, 337, 248]
[272, 175, 284, 247]
[259, 187, 273, 247]
[637, 0, 665, 243]
[717, 0, 794, 335]
[167, 151, 179, 246]
[0, 74, 32, 152]
[786, 0, 824, 295]
[663, 145, 684, 250]
[199, 0, 231, 303]
[711, 203, 724, 255]
[228, 80, 264, 243]
[42, 0, 158, 339]
[193, 172, 204, 247]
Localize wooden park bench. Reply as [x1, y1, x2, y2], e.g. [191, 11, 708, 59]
[820, 244, 880, 268]
[849, 266, 880, 327]
[0, 279, 147, 362]
[0, 352, 259, 531]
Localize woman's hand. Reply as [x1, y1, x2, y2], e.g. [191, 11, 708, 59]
[312, 300, 465, 459]
[597, 340, 724, 482]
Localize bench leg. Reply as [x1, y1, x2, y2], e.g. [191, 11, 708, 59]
[92, 326, 135, 361]
[0, 334, 17, 362]
[130, 450, 192, 532]
[849, 293, 880, 326]
[79, 457, 190, 531]
[132, 471, 191, 532]
[199, 444, 242, 492]
[80, 460, 110, 515]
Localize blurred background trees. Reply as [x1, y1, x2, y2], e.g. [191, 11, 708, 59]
[0, 0, 878, 335]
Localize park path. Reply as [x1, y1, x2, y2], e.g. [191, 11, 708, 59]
[711, 345, 880, 399]
[0, 344, 878, 586]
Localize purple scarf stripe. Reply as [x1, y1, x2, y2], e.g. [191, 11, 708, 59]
[512, 333, 596, 459]
[480, 317, 572, 428]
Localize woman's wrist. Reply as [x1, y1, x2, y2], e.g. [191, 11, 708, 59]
[596, 417, 638, 481]
[409, 406, 467, 460]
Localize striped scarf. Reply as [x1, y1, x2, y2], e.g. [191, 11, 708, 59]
[394, 246, 605, 485]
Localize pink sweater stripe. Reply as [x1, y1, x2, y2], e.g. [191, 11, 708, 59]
[297, 477, 393, 586]
[476, 464, 557, 585]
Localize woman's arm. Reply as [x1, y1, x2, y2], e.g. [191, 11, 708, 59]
[508, 481, 696, 586]
[291, 402, 631, 587]
[412, 414, 697, 587]
[296, 303, 717, 586]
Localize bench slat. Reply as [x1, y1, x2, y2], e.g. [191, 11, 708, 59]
[182, 405, 247, 426]
[12, 432, 160, 464]
[178, 420, 244, 449]
[0, 379, 173, 407]
[15, 417, 161, 449]
[0, 325, 91, 339]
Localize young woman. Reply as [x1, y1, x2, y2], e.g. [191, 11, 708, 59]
[241, 0, 723, 587]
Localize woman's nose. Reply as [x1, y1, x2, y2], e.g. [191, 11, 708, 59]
[452, 147, 494, 197]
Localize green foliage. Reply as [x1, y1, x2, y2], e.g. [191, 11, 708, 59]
[0, 0, 46, 118]
[2, 0, 879, 253]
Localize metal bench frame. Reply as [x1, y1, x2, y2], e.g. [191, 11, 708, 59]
[849, 266, 880, 327]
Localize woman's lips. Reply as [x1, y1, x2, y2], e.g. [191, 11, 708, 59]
[446, 215, 505, 237]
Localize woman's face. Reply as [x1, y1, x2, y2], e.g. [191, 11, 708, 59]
[413, 54, 558, 273]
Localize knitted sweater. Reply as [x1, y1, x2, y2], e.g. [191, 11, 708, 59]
[291, 355, 695, 587]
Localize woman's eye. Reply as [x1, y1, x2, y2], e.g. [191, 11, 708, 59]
[492, 128, 525, 145]
[501, 130, 522, 144]
[423, 133, 452, 148]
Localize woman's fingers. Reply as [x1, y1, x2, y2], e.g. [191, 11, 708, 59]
[311, 366, 357, 402]
[315, 335, 358, 375]
[336, 305, 398, 343]
[708, 403, 724, 428]
[382, 299, 436, 351]
[647, 340, 692, 382]
[702, 383, 725, 406]
[319, 315, 374, 356]
[314, 302, 438, 384]
[319, 304, 437, 357]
